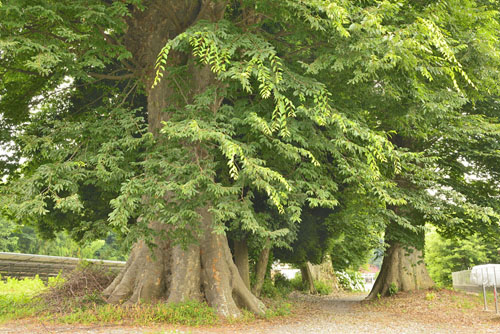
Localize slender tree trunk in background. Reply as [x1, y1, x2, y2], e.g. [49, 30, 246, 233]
[300, 262, 317, 294]
[310, 255, 340, 291]
[252, 239, 271, 297]
[103, 0, 265, 317]
[367, 242, 434, 299]
[234, 238, 251, 290]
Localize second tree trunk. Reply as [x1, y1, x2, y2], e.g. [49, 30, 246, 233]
[367, 242, 434, 299]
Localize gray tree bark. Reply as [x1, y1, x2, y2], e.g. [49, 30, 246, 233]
[367, 242, 434, 299]
[102, 0, 265, 318]
[300, 262, 317, 294]
[252, 239, 271, 297]
[234, 238, 251, 290]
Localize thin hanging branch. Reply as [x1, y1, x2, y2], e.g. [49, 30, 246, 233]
[88, 72, 136, 80]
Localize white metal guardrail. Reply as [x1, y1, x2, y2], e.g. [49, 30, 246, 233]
[452, 269, 476, 293]
[0, 252, 125, 279]
[471, 264, 500, 313]
[452, 265, 500, 313]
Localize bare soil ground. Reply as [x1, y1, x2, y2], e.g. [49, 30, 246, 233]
[1, 289, 499, 333]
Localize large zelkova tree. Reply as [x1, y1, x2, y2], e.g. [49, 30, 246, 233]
[0, 0, 397, 317]
[1, 0, 500, 314]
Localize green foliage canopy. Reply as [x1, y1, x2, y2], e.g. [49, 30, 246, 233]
[0, 0, 499, 263]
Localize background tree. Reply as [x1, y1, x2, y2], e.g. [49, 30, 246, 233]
[329, 194, 385, 273]
[0, 217, 18, 252]
[425, 229, 496, 286]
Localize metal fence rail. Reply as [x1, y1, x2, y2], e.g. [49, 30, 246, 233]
[0, 252, 125, 280]
[451, 269, 494, 293]
[452, 269, 477, 293]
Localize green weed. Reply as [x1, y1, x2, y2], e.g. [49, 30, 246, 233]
[479, 291, 497, 304]
[264, 301, 292, 319]
[58, 301, 218, 326]
[314, 280, 333, 295]
[134, 301, 218, 326]
[388, 283, 399, 296]
[226, 308, 255, 324]
[425, 292, 436, 301]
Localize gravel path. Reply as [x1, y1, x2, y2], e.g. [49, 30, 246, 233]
[211, 293, 499, 334]
[1, 293, 498, 334]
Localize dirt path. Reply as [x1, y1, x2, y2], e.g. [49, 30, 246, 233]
[1, 292, 499, 333]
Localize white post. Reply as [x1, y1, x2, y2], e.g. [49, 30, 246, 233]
[483, 267, 488, 311]
[494, 267, 498, 314]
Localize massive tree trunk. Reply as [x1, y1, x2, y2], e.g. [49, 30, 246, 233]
[103, 0, 265, 317]
[367, 242, 434, 299]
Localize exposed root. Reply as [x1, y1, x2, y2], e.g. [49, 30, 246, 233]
[103, 237, 170, 304]
[103, 212, 266, 318]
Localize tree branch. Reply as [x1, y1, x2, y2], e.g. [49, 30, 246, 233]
[88, 72, 136, 80]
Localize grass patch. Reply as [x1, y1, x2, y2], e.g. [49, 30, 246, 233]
[0, 275, 61, 323]
[480, 290, 500, 304]
[264, 300, 292, 318]
[0, 273, 293, 326]
[55, 300, 218, 326]
[0, 294, 45, 323]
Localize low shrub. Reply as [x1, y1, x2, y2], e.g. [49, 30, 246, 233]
[336, 270, 365, 291]
[264, 301, 292, 318]
[261, 277, 293, 299]
[283, 273, 334, 295]
[290, 273, 306, 291]
[273, 272, 290, 289]
[273, 273, 294, 297]
[261, 278, 279, 298]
